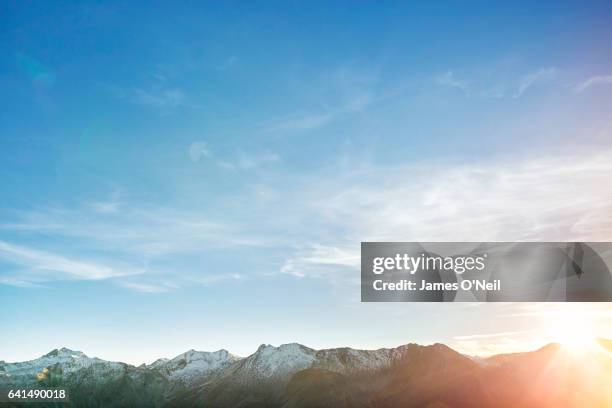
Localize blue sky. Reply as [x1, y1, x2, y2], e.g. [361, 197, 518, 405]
[1, 1, 612, 364]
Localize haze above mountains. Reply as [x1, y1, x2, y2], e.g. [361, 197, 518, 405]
[1, 340, 611, 407]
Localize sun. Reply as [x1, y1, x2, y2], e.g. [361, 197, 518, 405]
[546, 311, 598, 351]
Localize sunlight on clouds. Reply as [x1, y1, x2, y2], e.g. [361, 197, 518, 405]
[319, 149, 612, 242]
[453, 331, 528, 341]
[281, 149, 612, 278]
[449, 303, 612, 356]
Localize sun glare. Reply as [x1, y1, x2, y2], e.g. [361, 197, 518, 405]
[547, 311, 598, 351]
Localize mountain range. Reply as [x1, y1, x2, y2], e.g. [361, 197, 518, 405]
[1, 340, 611, 407]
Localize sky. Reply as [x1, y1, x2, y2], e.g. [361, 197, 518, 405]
[1, 1, 612, 365]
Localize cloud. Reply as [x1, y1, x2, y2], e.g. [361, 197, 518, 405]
[91, 201, 120, 214]
[131, 87, 187, 108]
[188, 141, 213, 162]
[435, 71, 469, 94]
[110, 82, 199, 111]
[263, 112, 335, 133]
[452, 335, 539, 356]
[280, 148, 612, 278]
[0, 240, 137, 284]
[448, 303, 612, 355]
[261, 65, 378, 135]
[188, 141, 280, 171]
[280, 244, 360, 278]
[0, 276, 45, 288]
[449, 303, 612, 355]
[514, 67, 557, 98]
[4, 147, 612, 291]
[90, 190, 122, 214]
[233, 150, 280, 170]
[501, 303, 612, 319]
[118, 281, 174, 293]
[574, 75, 612, 93]
[324, 150, 612, 241]
[118, 274, 243, 293]
[194, 273, 244, 286]
[2, 208, 265, 258]
[216, 55, 239, 71]
[435, 67, 559, 99]
[0, 206, 263, 291]
[453, 331, 527, 341]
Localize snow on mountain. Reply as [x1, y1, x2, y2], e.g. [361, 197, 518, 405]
[207, 342, 417, 391]
[149, 349, 240, 383]
[313, 345, 401, 371]
[0, 347, 125, 385]
[0, 342, 468, 393]
[0, 347, 244, 388]
[2, 341, 610, 407]
[241, 342, 419, 378]
[183, 342, 467, 407]
[235, 343, 317, 380]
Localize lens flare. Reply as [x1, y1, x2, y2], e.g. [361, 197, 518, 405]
[547, 311, 598, 352]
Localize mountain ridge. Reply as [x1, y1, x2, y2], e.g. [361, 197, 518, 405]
[1, 340, 610, 407]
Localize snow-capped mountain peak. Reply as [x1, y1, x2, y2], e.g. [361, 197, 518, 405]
[149, 348, 240, 383]
[44, 347, 86, 359]
[1, 348, 125, 384]
[227, 343, 319, 383]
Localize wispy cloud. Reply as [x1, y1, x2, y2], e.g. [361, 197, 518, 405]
[435, 71, 469, 95]
[0, 204, 270, 291]
[131, 87, 186, 108]
[188, 141, 214, 162]
[215, 55, 239, 71]
[280, 244, 360, 279]
[574, 75, 612, 93]
[0, 276, 45, 288]
[188, 141, 280, 171]
[263, 112, 335, 133]
[90, 190, 122, 214]
[453, 331, 528, 341]
[501, 303, 612, 319]
[118, 281, 175, 293]
[2, 208, 265, 257]
[3, 147, 612, 291]
[280, 148, 612, 278]
[261, 65, 378, 134]
[513, 67, 557, 98]
[194, 273, 244, 286]
[435, 67, 558, 99]
[449, 302, 612, 355]
[452, 335, 540, 357]
[110, 81, 200, 111]
[0, 240, 138, 284]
